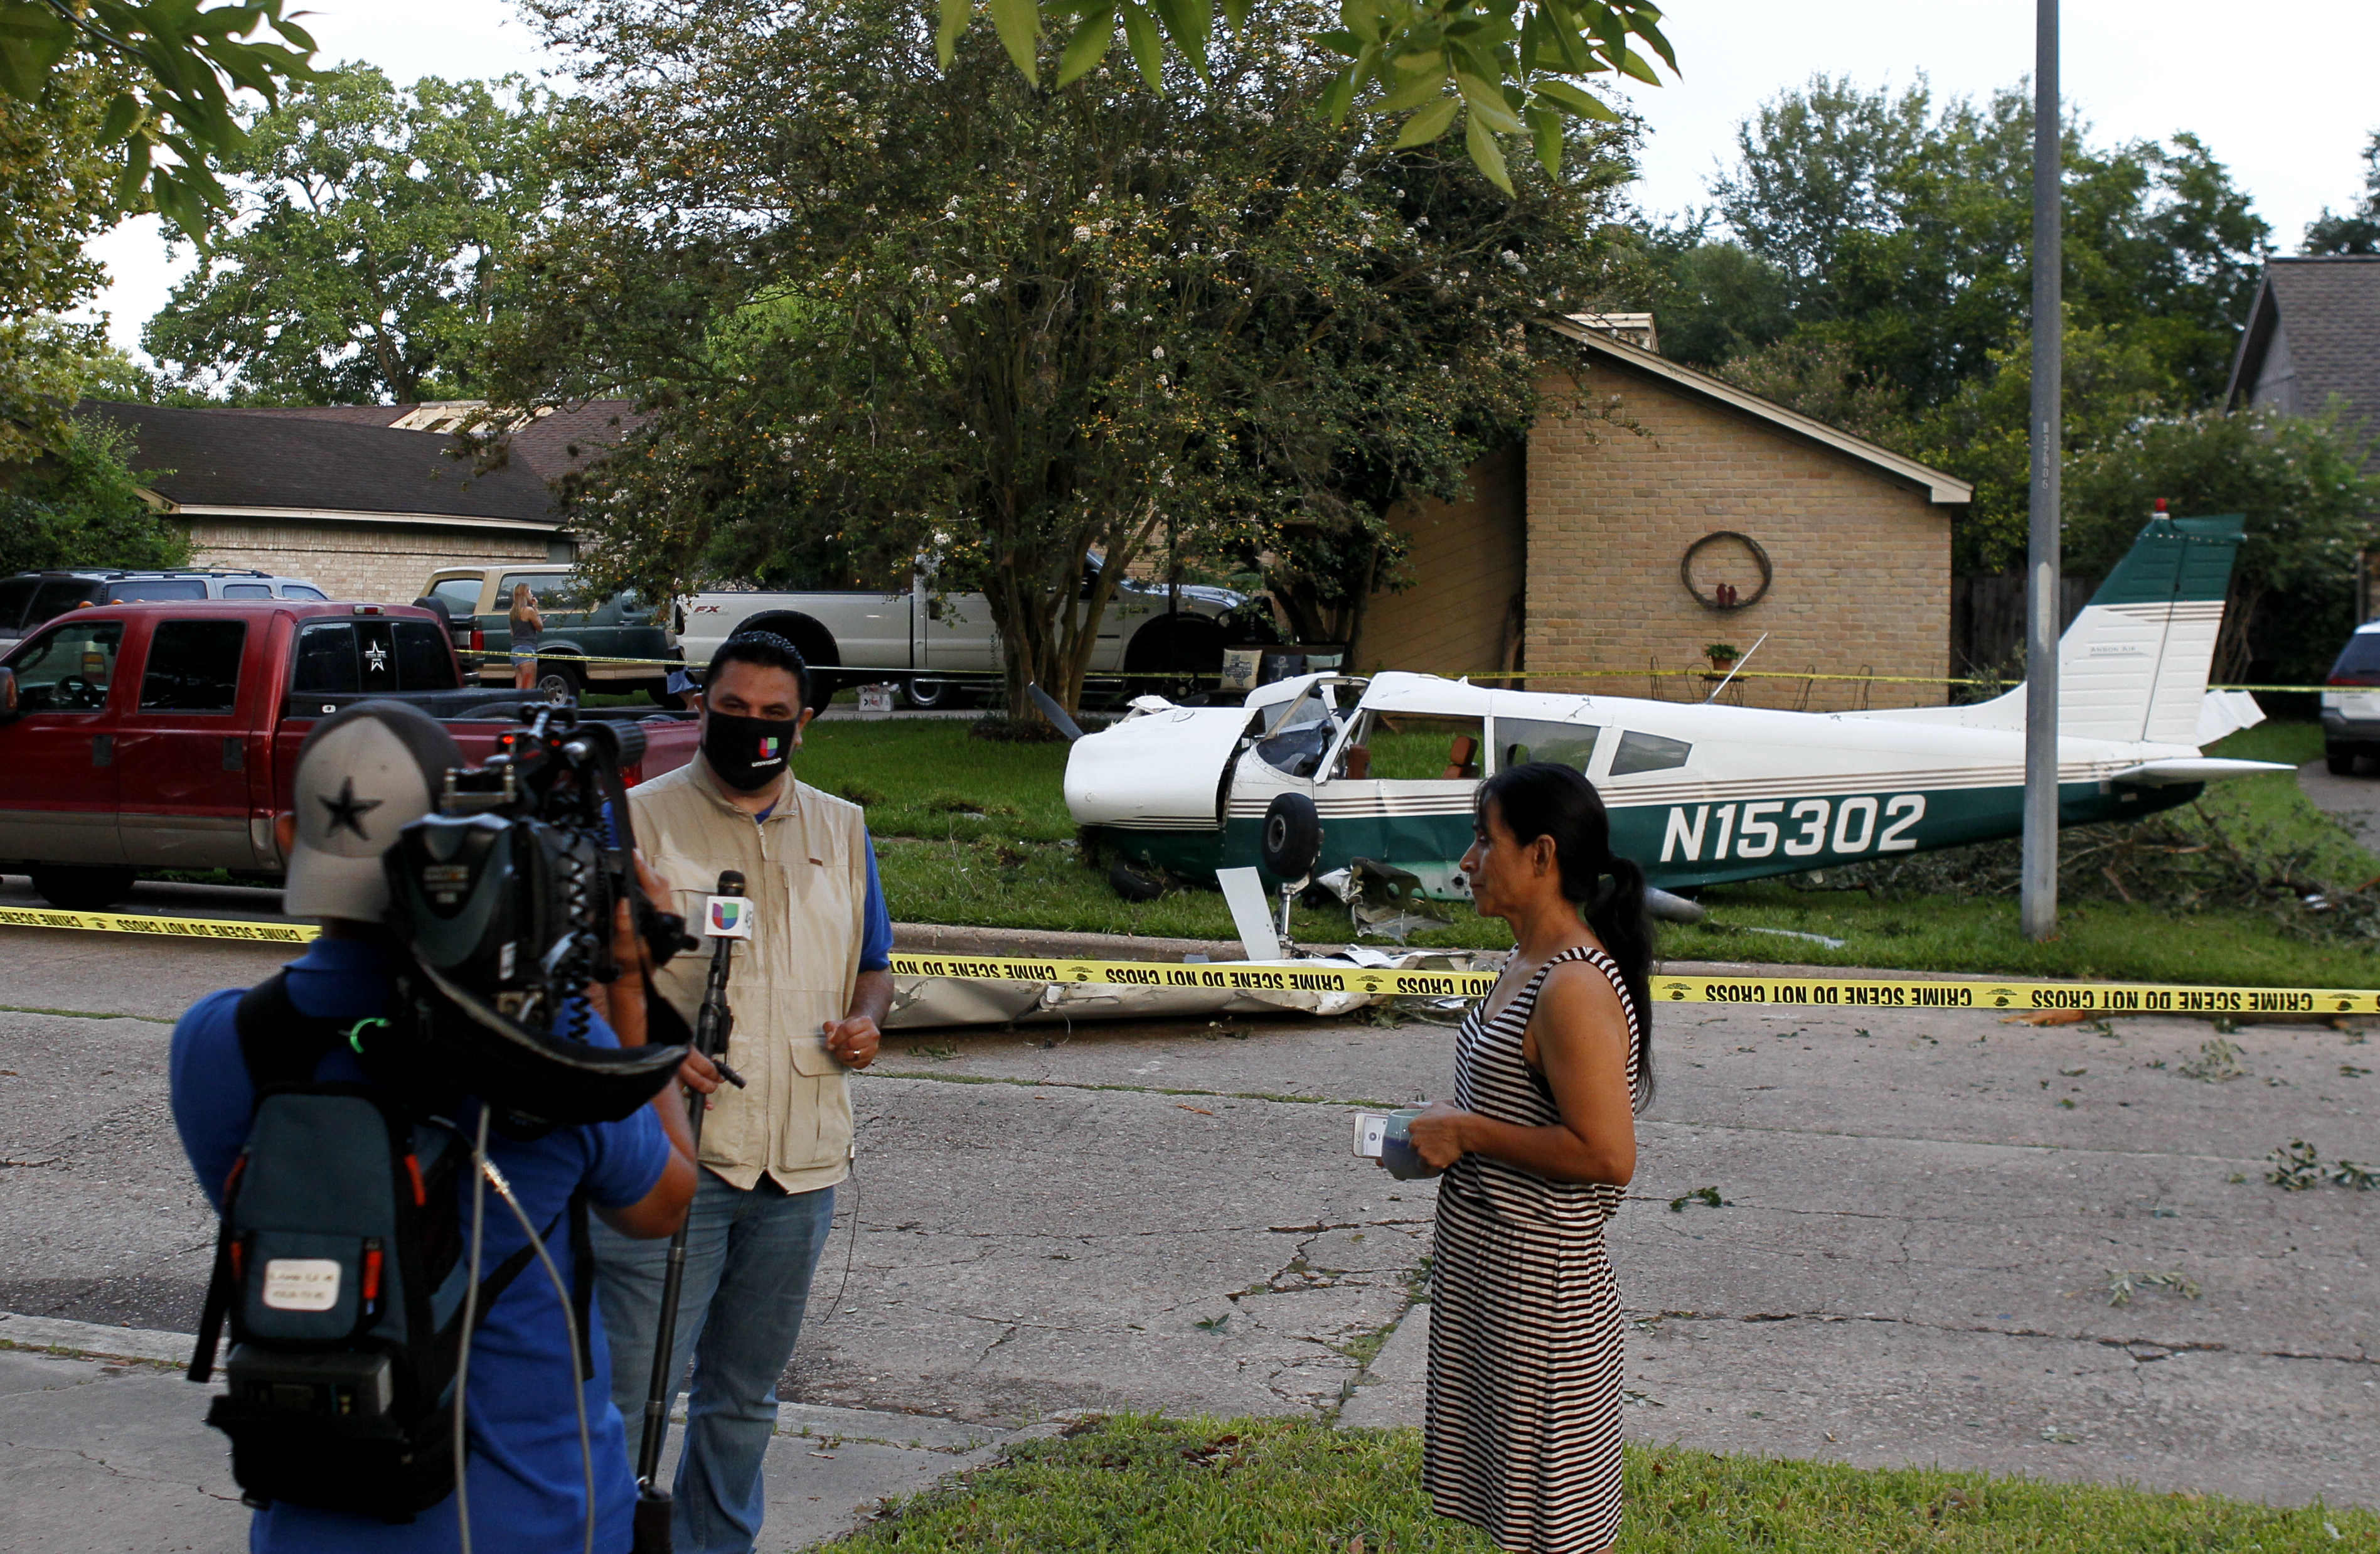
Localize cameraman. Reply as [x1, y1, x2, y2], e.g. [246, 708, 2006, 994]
[593, 630, 892, 1554]
[169, 702, 708, 1552]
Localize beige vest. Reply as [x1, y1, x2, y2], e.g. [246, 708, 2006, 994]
[628, 759, 868, 1193]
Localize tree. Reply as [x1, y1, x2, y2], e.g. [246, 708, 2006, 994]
[2064, 406, 2377, 683]
[142, 65, 551, 403]
[0, 59, 128, 469]
[496, 0, 1636, 716]
[0, 1, 318, 238]
[2302, 131, 2380, 255]
[0, 412, 189, 574]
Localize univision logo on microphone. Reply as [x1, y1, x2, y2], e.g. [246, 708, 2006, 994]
[705, 897, 755, 938]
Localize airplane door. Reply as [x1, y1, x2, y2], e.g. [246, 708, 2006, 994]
[1315, 709, 1485, 898]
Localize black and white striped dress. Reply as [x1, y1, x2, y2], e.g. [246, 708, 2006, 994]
[1426, 943, 1643, 1554]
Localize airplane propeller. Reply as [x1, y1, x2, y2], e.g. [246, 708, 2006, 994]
[1025, 682, 1086, 741]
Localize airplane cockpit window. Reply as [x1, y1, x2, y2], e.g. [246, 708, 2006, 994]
[1496, 719, 1600, 774]
[1331, 712, 1485, 781]
[1253, 684, 1347, 778]
[1608, 730, 1692, 776]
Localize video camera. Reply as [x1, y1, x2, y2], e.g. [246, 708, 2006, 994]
[380, 702, 696, 1131]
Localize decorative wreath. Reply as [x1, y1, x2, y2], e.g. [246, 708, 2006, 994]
[1680, 530, 1773, 612]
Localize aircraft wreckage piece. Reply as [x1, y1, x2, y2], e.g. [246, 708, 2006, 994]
[1063, 513, 2293, 901]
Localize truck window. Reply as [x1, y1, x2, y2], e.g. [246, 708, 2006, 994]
[498, 572, 576, 610]
[106, 579, 209, 603]
[393, 620, 459, 689]
[139, 619, 247, 712]
[293, 623, 360, 694]
[9, 620, 124, 712]
[427, 576, 484, 616]
[29, 578, 100, 623]
[1608, 730, 1692, 776]
[221, 583, 273, 599]
[280, 584, 327, 600]
[1495, 718, 1601, 774]
[0, 577, 37, 629]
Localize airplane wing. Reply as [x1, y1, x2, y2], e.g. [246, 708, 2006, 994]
[2106, 758, 2296, 786]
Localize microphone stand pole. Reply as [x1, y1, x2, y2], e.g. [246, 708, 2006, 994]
[632, 870, 749, 1554]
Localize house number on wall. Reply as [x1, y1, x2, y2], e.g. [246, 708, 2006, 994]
[1681, 531, 1772, 612]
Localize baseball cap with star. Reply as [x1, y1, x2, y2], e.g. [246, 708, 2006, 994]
[283, 700, 464, 922]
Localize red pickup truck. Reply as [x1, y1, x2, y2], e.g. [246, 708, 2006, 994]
[0, 599, 699, 910]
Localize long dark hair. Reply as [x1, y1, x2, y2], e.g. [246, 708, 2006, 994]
[1476, 761, 1654, 1103]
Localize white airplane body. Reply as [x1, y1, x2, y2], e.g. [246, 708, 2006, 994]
[1064, 515, 2290, 897]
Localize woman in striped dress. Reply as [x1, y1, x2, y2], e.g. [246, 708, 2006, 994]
[1407, 762, 1654, 1554]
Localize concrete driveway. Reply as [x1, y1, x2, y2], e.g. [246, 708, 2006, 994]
[2300, 758, 2380, 857]
[0, 923, 2372, 1552]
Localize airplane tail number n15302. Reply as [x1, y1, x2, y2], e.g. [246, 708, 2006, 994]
[1658, 795, 1928, 863]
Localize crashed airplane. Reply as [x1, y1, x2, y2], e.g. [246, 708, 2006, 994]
[1063, 513, 2290, 900]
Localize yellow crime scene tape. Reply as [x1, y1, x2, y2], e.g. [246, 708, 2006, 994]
[8, 910, 2371, 1015]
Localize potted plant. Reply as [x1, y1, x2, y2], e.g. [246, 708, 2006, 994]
[1704, 643, 1740, 672]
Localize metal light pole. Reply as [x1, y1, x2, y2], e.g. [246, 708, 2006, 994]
[2020, 0, 2062, 941]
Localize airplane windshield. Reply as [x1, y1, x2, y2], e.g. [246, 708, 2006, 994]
[1253, 683, 1348, 778]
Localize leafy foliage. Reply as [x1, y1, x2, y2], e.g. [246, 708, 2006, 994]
[142, 65, 552, 403]
[0, 412, 188, 574]
[936, 0, 1675, 195]
[494, 1, 1636, 715]
[0, 0, 318, 239]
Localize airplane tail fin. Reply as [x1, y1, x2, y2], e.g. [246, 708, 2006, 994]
[2058, 513, 2241, 743]
[1872, 513, 2244, 744]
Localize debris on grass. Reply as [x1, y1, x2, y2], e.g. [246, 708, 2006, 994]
[2103, 1270, 2202, 1307]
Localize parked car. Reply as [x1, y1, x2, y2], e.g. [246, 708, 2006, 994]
[419, 567, 680, 704]
[677, 557, 1274, 709]
[0, 599, 699, 910]
[2322, 620, 2380, 774]
[0, 568, 328, 647]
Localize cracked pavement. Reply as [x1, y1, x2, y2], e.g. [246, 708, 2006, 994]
[0, 925, 2373, 1521]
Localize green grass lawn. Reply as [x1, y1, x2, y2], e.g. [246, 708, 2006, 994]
[792, 718, 2380, 987]
[827, 1414, 2374, 1552]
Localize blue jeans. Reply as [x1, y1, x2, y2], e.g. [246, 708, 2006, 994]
[590, 1170, 836, 1554]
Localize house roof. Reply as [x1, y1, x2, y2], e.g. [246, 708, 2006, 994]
[2224, 257, 2380, 455]
[1536, 316, 1975, 505]
[82, 401, 561, 528]
[207, 397, 641, 481]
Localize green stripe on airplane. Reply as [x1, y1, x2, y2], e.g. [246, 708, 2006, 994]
[2089, 513, 2241, 607]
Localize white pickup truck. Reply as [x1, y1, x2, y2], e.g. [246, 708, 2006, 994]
[677, 559, 1270, 707]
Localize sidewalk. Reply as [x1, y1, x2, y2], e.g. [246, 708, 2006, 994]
[0, 1313, 1011, 1554]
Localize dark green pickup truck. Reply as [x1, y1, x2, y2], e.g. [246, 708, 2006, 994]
[418, 566, 681, 704]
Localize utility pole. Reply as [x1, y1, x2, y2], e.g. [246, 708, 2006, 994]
[2020, 0, 2062, 941]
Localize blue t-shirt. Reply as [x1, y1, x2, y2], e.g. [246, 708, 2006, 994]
[169, 937, 671, 1554]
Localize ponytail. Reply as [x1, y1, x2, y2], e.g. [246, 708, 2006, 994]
[1476, 762, 1655, 1107]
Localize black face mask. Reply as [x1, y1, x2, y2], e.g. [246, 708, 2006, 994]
[702, 709, 798, 792]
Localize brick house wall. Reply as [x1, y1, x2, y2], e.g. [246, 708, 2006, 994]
[1523, 355, 1951, 711]
[183, 518, 567, 604]
[1359, 444, 1527, 678]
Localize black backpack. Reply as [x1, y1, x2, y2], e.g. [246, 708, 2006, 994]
[187, 973, 592, 1522]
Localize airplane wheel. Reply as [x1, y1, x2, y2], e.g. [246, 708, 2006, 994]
[1109, 858, 1166, 902]
[1260, 792, 1323, 881]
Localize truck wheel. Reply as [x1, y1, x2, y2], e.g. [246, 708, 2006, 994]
[1123, 616, 1226, 702]
[904, 676, 957, 710]
[2328, 747, 2359, 776]
[29, 865, 137, 912]
[535, 659, 585, 703]
[1259, 792, 1323, 881]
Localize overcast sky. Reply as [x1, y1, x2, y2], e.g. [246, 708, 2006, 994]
[80, 0, 2380, 362]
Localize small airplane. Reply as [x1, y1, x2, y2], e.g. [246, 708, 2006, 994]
[1060, 513, 2292, 904]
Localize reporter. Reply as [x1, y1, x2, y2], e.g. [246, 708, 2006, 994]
[1406, 762, 1652, 1554]
[168, 701, 699, 1553]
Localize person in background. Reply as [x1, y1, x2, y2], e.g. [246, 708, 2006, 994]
[168, 700, 708, 1552]
[511, 581, 545, 692]
[1406, 762, 1654, 1554]
[666, 663, 702, 711]
[592, 629, 893, 1554]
